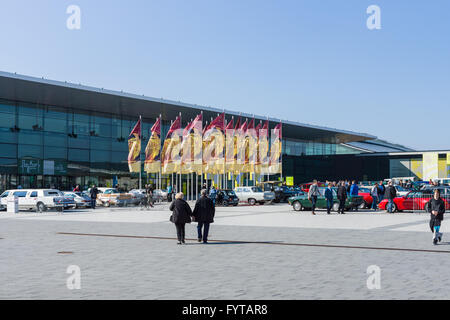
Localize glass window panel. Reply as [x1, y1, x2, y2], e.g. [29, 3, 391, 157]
[90, 136, 111, 151]
[18, 114, 43, 130]
[18, 144, 43, 158]
[111, 151, 128, 164]
[0, 112, 15, 128]
[0, 157, 17, 174]
[68, 135, 90, 149]
[45, 106, 67, 119]
[44, 132, 67, 147]
[44, 146, 67, 160]
[18, 105, 44, 116]
[44, 117, 67, 133]
[0, 127, 17, 143]
[18, 130, 43, 146]
[111, 140, 128, 152]
[90, 150, 111, 163]
[68, 120, 90, 136]
[0, 103, 16, 113]
[73, 112, 89, 122]
[68, 148, 89, 162]
[0, 143, 17, 158]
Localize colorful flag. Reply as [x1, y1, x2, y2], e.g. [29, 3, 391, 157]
[203, 113, 225, 174]
[235, 119, 247, 174]
[254, 121, 262, 174]
[225, 118, 235, 173]
[181, 119, 194, 174]
[269, 122, 282, 174]
[128, 118, 141, 172]
[161, 116, 181, 174]
[258, 120, 269, 174]
[192, 114, 203, 174]
[244, 119, 257, 173]
[144, 117, 161, 173]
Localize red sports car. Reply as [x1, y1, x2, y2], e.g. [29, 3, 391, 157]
[358, 187, 374, 209]
[378, 190, 450, 212]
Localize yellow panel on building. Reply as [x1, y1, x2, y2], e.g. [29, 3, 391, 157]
[423, 152, 439, 180]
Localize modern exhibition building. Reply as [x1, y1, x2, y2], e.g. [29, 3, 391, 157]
[1, 71, 444, 192]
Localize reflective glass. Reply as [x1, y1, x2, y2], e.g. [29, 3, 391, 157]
[18, 144, 43, 158]
[44, 146, 67, 159]
[0, 143, 17, 158]
[18, 130, 43, 146]
[44, 117, 67, 133]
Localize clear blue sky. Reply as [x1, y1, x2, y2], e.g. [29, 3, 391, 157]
[0, 0, 449, 150]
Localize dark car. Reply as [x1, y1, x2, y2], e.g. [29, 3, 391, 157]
[216, 189, 239, 206]
[258, 181, 298, 203]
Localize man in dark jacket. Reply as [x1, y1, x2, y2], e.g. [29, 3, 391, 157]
[385, 181, 397, 213]
[337, 181, 347, 214]
[426, 189, 445, 245]
[90, 185, 99, 209]
[324, 183, 334, 214]
[193, 189, 215, 243]
[169, 192, 192, 244]
[378, 181, 385, 200]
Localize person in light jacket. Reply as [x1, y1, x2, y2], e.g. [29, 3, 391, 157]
[308, 180, 320, 215]
[169, 193, 192, 244]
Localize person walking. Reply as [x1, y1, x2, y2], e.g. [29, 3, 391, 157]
[209, 186, 217, 206]
[193, 189, 215, 243]
[324, 183, 334, 214]
[308, 180, 320, 215]
[370, 183, 379, 211]
[385, 181, 397, 213]
[349, 180, 359, 211]
[167, 184, 173, 202]
[145, 184, 154, 208]
[90, 185, 99, 209]
[337, 181, 347, 214]
[426, 189, 445, 245]
[169, 192, 192, 244]
[378, 181, 385, 201]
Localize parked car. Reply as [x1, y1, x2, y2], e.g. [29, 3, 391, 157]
[288, 187, 364, 212]
[258, 181, 298, 203]
[63, 192, 92, 208]
[0, 189, 65, 212]
[378, 188, 450, 212]
[128, 189, 147, 205]
[216, 189, 239, 206]
[299, 182, 326, 193]
[233, 186, 275, 205]
[153, 189, 168, 202]
[61, 192, 77, 210]
[94, 188, 132, 207]
[357, 187, 374, 209]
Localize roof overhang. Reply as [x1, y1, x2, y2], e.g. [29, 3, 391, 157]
[0, 71, 376, 144]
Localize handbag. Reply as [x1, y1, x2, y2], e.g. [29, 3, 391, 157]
[169, 214, 174, 222]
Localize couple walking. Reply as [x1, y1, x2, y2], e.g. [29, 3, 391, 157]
[169, 189, 215, 245]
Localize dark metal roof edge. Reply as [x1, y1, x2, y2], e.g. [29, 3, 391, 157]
[0, 70, 376, 140]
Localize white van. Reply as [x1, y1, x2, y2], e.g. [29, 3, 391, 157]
[0, 189, 65, 212]
[233, 186, 275, 205]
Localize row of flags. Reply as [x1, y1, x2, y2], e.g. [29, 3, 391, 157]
[128, 113, 282, 175]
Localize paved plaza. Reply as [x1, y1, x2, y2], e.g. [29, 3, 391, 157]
[1, 203, 449, 300]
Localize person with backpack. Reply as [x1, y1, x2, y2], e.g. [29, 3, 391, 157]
[426, 189, 445, 245]
[308, 180, 320, 215]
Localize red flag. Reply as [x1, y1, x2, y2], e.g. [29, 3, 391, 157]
[128, 118, 141, 172]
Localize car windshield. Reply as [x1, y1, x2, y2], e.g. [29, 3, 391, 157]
[251, 187, 263, 192]
[226, 190, 236, 196]
[0, 191, 9, 197]
[396, 186, 406, 191]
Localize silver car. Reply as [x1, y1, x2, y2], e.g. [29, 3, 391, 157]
[63, 192, 92, 208]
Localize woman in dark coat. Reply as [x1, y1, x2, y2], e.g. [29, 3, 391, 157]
[169, 192, 192, 244]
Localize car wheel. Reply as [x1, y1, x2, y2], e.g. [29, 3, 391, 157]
[293, 201, 303, 211]
[358, 202, 367, 209]
[258, 201, 265, 205]
[332, 203, 340, 212]
[223, 200, 229, 207]
[56, 207, 63, 212]
[392, 203, 397, 212]
[248, 198, 256, 206]
[104, 201, 110, 207]
[36, 202, 46, 213]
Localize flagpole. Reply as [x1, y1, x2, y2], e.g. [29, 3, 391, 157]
[139, 115, 142, 190]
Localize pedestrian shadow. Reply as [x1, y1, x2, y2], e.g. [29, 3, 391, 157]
[184, 240, 284, 246]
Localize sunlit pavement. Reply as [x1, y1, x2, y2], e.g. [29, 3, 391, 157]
[1, 203, 449, 299]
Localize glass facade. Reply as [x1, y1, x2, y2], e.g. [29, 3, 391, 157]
[0, 99, 174, 191]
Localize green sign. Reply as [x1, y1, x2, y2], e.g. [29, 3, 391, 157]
[18, 158, 43, 175]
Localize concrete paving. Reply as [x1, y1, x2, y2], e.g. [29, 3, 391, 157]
[0, 203, 449, 299]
